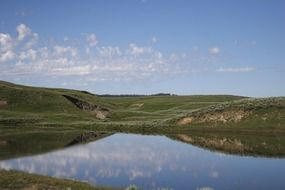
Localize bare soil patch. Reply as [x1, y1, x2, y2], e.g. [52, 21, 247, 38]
[177, 117, 193, 125]
[0, 100, 8, 108]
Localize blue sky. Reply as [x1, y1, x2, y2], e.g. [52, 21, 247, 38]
[0, 0, 285, 96]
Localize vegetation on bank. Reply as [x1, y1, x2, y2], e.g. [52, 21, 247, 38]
[171, 97, 285, 128]
[0, 170, 119, 190]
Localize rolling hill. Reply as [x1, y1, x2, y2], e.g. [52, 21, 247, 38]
[0, 80, 284, 130]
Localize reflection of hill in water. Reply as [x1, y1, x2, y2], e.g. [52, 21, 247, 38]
[1, 133, 285, 190]
[0, 131, 113, 161]
[168, 133, 285, 158]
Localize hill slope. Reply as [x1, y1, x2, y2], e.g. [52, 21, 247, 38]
[174, 97, 285, 128]
[1, 80, 284, 129]
[0, 80, 247, 127]
[0, 80, 111, 126]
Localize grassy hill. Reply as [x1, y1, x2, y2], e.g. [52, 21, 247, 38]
[1, 80, 284, 130]
[0, 80, 109, 112]
[0, 80, 113, 127]
[0, 80, 247, 128]
[172, 97, 285, 129]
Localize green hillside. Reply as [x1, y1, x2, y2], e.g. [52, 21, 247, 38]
[0, 80, 246, 128]
[0, 80, 111, 112]
[173, 97, 285, 128]
[0, 80, 284, 130]
[0, 80, 112, 126]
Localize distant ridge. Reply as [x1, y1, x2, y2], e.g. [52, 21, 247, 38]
[96, 93, 177, 97]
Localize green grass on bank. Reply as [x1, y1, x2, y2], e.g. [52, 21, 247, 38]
[0, 170, 119, 190]
[168, 97, 285, 129]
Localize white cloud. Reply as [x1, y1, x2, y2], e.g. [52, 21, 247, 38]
[0, 33, 15, 63]
[13, 57, 76, 76]
[1, 23, 258, 84]
[216, 67, 255, 73]
[86, 33, 98, 47]
[15, 24, 39, 49]
[85, 47, 90, 55]
[128, 43, 152, 56]
[0, 33, 14, 52]
[52, 65, 91, 76]
[54, 46, 77, 57]
[25, 33, 38, 49]
[37, 47, 49, 59]
[0, 50, 15, 63]
[19, 49, 37, 61]
[16, 24, 31, 41]
[155, 52, 162, 59]
[0, 24, 186, 80]
[209, 47, 220, 55]
[97, 46, 121, 57]
[151, 36, 157, 43]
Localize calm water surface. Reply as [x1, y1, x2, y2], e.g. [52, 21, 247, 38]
[0, 133, 284, 190]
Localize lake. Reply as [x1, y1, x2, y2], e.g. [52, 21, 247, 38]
[0, 133, 284, 190]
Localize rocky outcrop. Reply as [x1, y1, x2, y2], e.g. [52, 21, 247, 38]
[63, 95, 98, 110]
[62, 94, 110, 119]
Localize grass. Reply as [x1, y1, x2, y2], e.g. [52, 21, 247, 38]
[169, 97, 285, 129]
[0, 170, 119, 190]
[0, 80, 249, 128]
[0, 80, 111, 125]
[100, 95, 244, 112]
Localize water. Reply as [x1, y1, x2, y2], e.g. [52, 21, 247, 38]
[0, 133, 284, 190]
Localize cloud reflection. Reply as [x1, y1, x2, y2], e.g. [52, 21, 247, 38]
[0, 133, 285, 190]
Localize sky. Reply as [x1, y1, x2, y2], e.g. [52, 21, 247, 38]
[0, 0, 285, 96]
